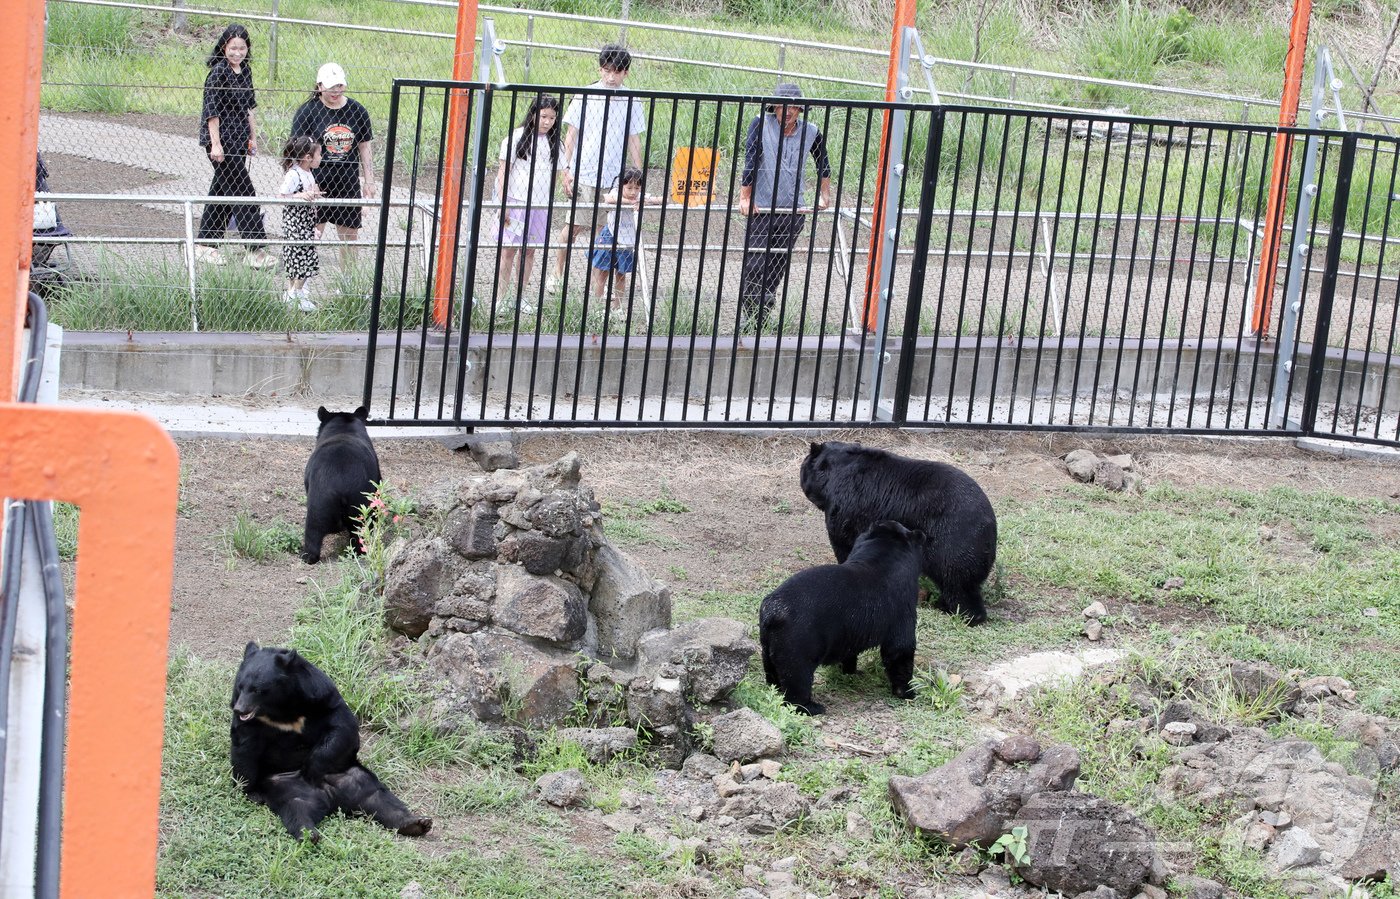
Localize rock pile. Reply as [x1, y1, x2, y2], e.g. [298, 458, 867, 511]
[382, 453, 756, 764]
[1063, 448, 1140, 492]
[888, 736, 1165, 895]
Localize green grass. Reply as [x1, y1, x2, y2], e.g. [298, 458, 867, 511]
[52, 501, 80, 561]
[221, 512, 303, 562]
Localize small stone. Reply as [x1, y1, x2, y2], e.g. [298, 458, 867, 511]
[1258, 525, 1277, 542]
[599, 811, 641, 835]
[995, 734, 1042, 763]
[1162, 721, 1198, 746]
[399, 882, 425, 899]
[712, 707, 785, 763]
[1162, 576, 1186, 591]
[712, 773, 744, 798]
[1065, 449, 1099, 481]
[1105, 453, 1134, 471]
[1243, 822, 1276, 852]
[689, 805, 707, 821]
[1094, 460, 1126, 491]
[845, 810, 874, 840]
[681, 753, 728, 780]
[739, 763, 765, 782]
[1082, 601, 1107, 618]
[1138, 886, 1168, 899]
[1175, 877, 1224, 899]
[771, 856, 799, 872]
[1273, 826, 1322, 869]
[759, 759, 783, 779]
[535, 768, 588, 808]
[1363, 607, 1380, 618]
[1084, 619, 1103, 641]
[1258, 810, 1291, 829]
[735, 890, 767, 899]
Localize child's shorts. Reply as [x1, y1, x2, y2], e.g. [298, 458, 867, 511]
[503, 208, 549, 246]
[590, 227, 636, 274]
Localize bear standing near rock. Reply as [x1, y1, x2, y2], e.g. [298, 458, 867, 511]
[760, 520, 926, 714]
[302, 405, 381, 564]
[230, 642, 432, 841]
[800, 441, 998, 625]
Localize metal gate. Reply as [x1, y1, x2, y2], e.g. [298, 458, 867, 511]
[363, 80, 1400, 447]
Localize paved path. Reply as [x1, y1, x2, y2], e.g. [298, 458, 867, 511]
[39, 113, 416, 234]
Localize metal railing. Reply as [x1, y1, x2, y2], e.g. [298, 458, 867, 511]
[361, 81, 1400, 446]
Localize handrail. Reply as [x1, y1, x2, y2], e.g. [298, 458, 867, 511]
[44, 0, 1400, 128]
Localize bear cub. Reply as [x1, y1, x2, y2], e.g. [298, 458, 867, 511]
[230, 642, 431, 841]
[800, 441, 998, 625]
[760, 520, 925, 715]
[303, 405, 381, 564]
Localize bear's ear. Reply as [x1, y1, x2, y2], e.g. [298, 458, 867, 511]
[353, 406, 369, 420]
[243, 641, 260, 659]
[273, 650, 301, 671]
[808, 441, 824, 455]
[317, 406, 332, 422]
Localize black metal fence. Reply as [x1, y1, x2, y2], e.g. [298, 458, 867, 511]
[364, 80, 1400, 446]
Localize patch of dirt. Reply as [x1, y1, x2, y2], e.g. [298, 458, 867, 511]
[166, 428, 1400, 664]
[44, 152, 180, 241]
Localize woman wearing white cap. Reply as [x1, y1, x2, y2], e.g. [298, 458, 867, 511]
[291, 62, 376, 270]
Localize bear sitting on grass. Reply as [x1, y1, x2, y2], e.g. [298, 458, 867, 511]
[302, 406, 381, 564]
[230, 642, 431, 841]
[800, 441, 998, 625]
[759, 520, 925, 715]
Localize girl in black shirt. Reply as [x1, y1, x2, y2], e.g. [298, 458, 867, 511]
[196, 24, 275, 269]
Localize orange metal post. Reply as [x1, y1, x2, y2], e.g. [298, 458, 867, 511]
[5, 5, 182, 896]
[863, 0, 918, 333]
[1250, 0, 1313, 336]
[0, 407, 179, 899]
[1, 0, 45, 400]
[431, 0, 479, 328]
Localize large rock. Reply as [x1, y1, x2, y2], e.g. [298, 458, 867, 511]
[888, 741, 1042, 849]
[383, 538, 459, 637]
[1160, 730, 1377, 878]
[711, 708, 784, 763]
[428, 630, 579, 727]
[591, 544, 672, 661]
[1010, 792, 1157, 895]
[492, 566, 587, 644]
[1228, 661, 1301, 717]
[555, 727, 639, 765]
[443, 501, 499, 560]
[638, 617, 756, 703]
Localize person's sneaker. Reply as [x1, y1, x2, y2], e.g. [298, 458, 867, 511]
[195, 245, 225, 265]
[245, 248, 278, 269]
[296, 289, 318, 313]
[545, 277, 560, 294]
[519, 299, 536, 316]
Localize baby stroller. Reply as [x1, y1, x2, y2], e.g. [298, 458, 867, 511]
[31, 153, 74, 296]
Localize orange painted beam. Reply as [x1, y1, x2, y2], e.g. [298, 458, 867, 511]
[863, 0, 918, 333]
[431, 0, 479, 328]
[0, 0, 45, 400]
[1251, 0, 1312, 336]
[0, 406, 179, 899]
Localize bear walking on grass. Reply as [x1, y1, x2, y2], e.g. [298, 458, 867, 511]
[230, 642, 432, 841]
[800, 441, 998, 625]
[759, 520, 925, 715]
[302, 406, 381, 564]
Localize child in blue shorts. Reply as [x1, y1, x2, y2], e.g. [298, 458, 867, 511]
[590, 168, 659, 319]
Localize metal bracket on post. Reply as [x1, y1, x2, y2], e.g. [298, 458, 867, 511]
[906, 28, 941, 105]
[1269, 46, 1334, 428]
[869, 24, 916, 422]
[268, 0, 281, 81]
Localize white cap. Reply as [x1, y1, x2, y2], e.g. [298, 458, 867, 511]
[317, 62, 347, 88]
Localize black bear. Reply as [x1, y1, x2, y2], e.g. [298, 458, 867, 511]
[302, 405, 381, 564]
[800, 441, 998, 625]
[230, 642, 431, 841]
[759, 520, 925, 715]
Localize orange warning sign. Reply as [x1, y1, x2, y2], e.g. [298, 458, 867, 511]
[671, 147, 718, 206]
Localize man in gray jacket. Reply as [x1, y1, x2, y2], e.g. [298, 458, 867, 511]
[736, 82, 832, 333]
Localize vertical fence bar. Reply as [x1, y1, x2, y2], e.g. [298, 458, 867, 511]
[1300, 133, 1356, 434]
[268, 0, 281, 82]
[891, 108, 944, 423]
[455, 86, 493, 424]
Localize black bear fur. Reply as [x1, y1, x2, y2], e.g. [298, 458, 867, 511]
[302, 405, 381, 564]
[800, 440, 998, 625]
[230, 642, 431, 841]
[759, 520, 925, 715]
